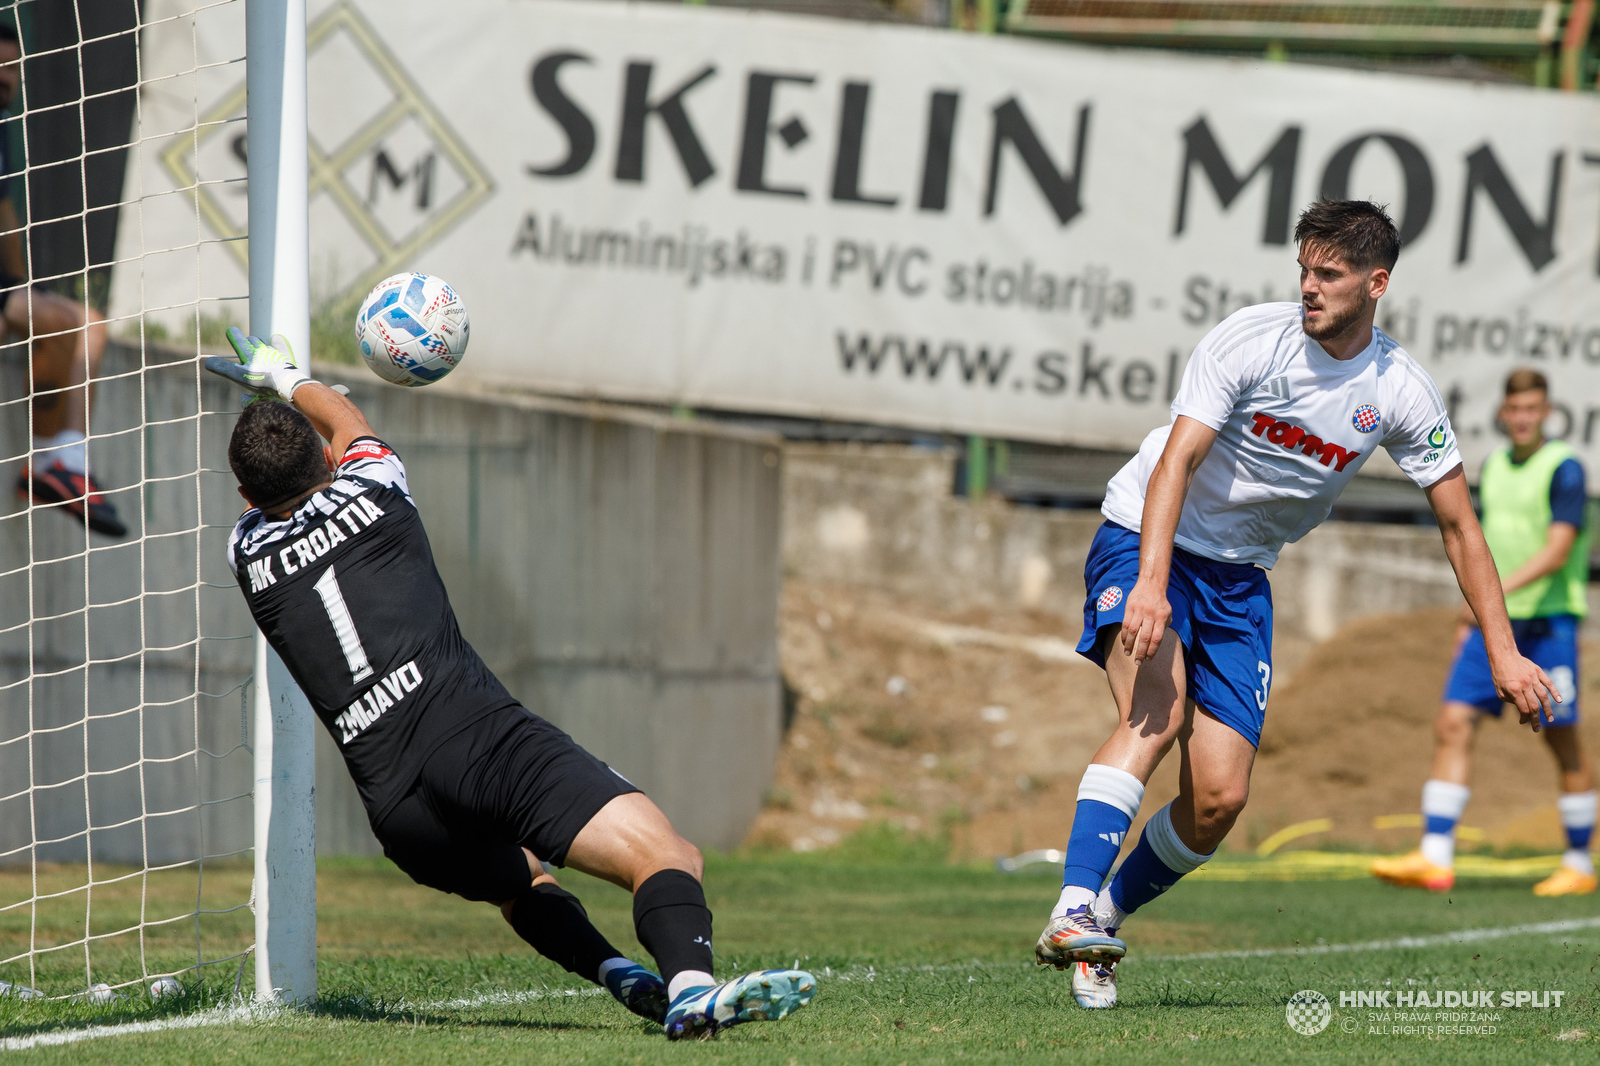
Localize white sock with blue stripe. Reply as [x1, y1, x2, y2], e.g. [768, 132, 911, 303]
[1558, 790, 1597, 877]
[1419, 779, 1470, 869]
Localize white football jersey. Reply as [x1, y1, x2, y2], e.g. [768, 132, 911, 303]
[1102, 302, 1460, 568]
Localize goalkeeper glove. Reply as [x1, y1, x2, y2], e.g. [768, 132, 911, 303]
[226, 326, 316, 401]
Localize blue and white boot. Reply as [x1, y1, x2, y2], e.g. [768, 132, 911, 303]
[602, 963, 669, 1023]
[663, 969, 816, 1040]
[1035, 905, 1126, 968]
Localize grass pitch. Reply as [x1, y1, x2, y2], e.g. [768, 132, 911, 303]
[2, 847, 1597, 1064]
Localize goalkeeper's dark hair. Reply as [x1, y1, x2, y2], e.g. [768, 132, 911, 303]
[228, 400, 329, 512]
[1294, 199, 1400, 272]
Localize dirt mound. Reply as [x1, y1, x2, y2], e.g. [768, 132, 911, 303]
[1253, 607, 1600, 852]
[753, 582, 1600, 859]
[749, 580, 1121, 859]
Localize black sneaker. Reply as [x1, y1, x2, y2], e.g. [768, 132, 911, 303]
[17, 459, 128, 537]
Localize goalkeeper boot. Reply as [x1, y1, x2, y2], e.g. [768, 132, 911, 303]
[1035, 905, 1126, 969]
[1532, 865, 1599, 897]
[602, 962, 669, 1023]
[1369, 850, 1454, 892]
[17, 459, 126, 537]
[1071, 959, 1118, 1009]
[663, 969, 816, 1041]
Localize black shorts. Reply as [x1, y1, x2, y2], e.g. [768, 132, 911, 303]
[371, 704, 639, 902]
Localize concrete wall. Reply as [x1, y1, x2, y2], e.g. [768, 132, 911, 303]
[781, 444, 1475, 657]
[1, 342, 784, 865]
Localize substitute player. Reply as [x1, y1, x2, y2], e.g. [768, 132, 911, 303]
[220, 329, 814, 1039]
[1035, 201, 1557, 1009]
[1372, 369, 1595, 896]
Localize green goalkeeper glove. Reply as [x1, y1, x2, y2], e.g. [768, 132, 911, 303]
[226, 326, 316, 401]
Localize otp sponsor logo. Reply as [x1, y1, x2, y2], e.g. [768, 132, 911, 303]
[1352, 404, 1382, 433]
[1248, 413, 1362, 472]
[1097, 586, 1123, 612]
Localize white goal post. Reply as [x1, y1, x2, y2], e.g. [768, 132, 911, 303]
[245, 0, 316, 1006]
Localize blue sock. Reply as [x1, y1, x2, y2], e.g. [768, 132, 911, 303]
[1057, 765, 1145, 898]
[1106, 801, 1211, 920]
[1063, 800, 1132, 893]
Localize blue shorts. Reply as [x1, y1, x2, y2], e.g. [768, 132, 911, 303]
[1074, 522, 1274, 747]
[1443, 615, 1580, 726]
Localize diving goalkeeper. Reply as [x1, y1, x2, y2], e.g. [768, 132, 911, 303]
[220, 329, 813, 1039]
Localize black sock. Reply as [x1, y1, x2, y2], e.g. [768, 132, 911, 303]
[632, 869, 714, 988]
[506, 883, 623, 984]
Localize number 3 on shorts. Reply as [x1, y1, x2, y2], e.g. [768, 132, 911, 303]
[1254, 661, 1271, 711]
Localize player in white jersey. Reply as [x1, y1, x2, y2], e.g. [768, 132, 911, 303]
[1033, 200, 1558, 1009]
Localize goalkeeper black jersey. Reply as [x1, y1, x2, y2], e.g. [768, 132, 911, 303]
[227, 435, 517, 821]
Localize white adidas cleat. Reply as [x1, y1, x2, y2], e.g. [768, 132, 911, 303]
[1035, 905, 1126, 969]
[1071, 959, 1117, 1008]
[663, 969, 816, 1040]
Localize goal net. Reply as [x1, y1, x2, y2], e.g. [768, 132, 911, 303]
[0, 0, 286, 1003]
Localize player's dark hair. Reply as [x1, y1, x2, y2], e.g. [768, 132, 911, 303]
[0, 23, 19, 47]
[1294, 199, 1401, 272]
[1504, 367, 1548, 397]
[228, 400, 329, 512]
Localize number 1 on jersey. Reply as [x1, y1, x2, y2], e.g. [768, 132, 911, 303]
[314, 567, 374, 683]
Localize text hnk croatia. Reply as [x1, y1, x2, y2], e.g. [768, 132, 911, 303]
[1248, 412, 1361, 472]
[335, 661, 424, 745]
[525, 50, 1580, 272]
[244, 495, 386, 594]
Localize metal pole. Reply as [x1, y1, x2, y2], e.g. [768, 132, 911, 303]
[247, 0, 316, 1006]
[966, 435, 988, 499]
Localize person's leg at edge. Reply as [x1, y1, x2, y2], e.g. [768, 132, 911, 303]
[1099, 706, 1254, 931]
[1046, 625, 1187, 935]
[1543, 726, 1597, 886]
[11, 290, 105, 471]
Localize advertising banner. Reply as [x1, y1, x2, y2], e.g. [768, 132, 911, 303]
[118, 0, 1600, 475]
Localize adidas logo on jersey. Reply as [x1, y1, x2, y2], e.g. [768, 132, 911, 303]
[1098, 832, 1124, 846]
[1247, 412, 1361, 472]
[1258, 375, 1291, 402]
[333, 660, 424, 744]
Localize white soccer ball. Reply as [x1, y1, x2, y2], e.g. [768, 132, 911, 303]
[354, 272, 469, 387]
[149, 976, 184, 1000]
[85, 981, 117, 1004]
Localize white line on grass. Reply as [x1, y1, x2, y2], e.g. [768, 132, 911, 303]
[12, 916, 1596, 1049]
[0, 1003, 276, 1052]
[422, 987, 607, 1010]
[1140, 915, 1600, 962]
